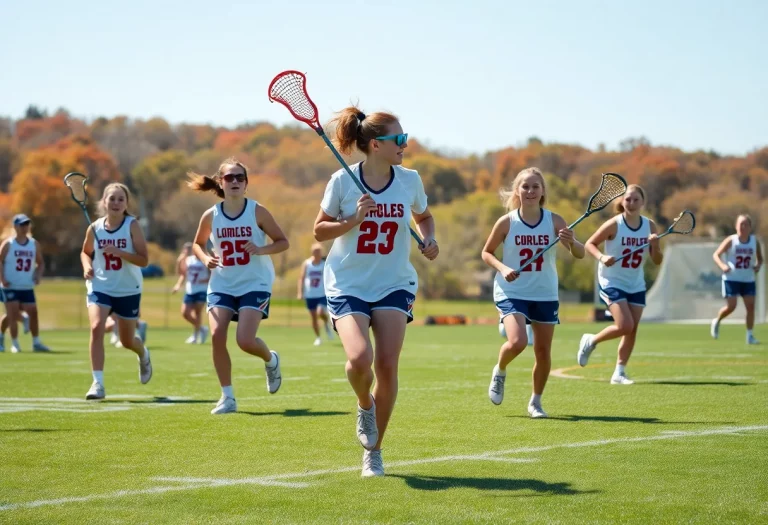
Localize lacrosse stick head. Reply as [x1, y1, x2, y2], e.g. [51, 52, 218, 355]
[64, 171, 89, 206]
[586, 172, 628, 214]
[268, 70, 322, 130]
[669, 210, 696, 234]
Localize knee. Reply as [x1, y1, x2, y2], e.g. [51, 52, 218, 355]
[119, 334, 137, 348]
[90, 319, 105, 335]
[374, 357, 399, 381]
[211, 327, 228, 346]
[616, 318, 634, 336]
[506, 335, 527, 352]
[235, 332, 254, 350]
[347, 350, 373, 375]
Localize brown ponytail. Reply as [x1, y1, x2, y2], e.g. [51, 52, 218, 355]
[187, 156, 248, 199]
[328, 106, 398, 156]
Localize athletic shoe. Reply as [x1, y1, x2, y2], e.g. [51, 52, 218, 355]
[610, 374, 635, 385]
[710, 318, 719, 340]
[139, 348, 153, 384]
[577, 334, 595, 367]
[211, 396, 237, 414]
[85, 381, 105, 400]
[325, 325, 334, 340]
[313, 337, 322, 346]
[265, 351, 281, 394]
[11, 341, 21, 353]
[526, 324, 534, 346]
[747, 334, 760, 345]
[32, 342, 51, 352]
[488, 366, 506, 405]
[357, 400, 378, 450]
[198, 327, 209, 345]
[110, 332, 119, 346]
[527, 402, 548, 419]
[138, 321, 148, 344]
[361, 449, 384, 477]
[22, 313, 30, 334]
[185, 334, 197, 344]
[0, 338, 5, 352]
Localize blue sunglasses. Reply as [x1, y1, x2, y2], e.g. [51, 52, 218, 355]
[375, 133, 408, 147]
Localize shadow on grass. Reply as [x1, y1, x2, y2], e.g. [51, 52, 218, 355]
[0, 428, 74, 432]
[239, 408, 350, 418]
[506, 415, 729, 424]
[103, 397, 217, 405]
[390, 474, 597, 496]
[643, 381, 750, 387]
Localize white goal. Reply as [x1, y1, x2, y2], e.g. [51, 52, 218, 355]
[594, 241, 766, 324]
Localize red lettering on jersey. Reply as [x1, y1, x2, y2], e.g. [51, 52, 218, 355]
[216, 226, 253, 239]
[97, 239, 128, 249]
[620, 237, 647, 247]
[366, 203, 405, 219]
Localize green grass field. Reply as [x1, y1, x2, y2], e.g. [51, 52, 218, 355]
[1, 322, 766, 523]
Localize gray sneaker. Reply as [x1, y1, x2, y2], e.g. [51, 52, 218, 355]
[362, 449, 384, 477]
[86, 381, 105, 400]
[356, 400, 378, 450]
[139, 348, 153, 384]
[265, 351, 282, 394]
[211, 396, 237, 414]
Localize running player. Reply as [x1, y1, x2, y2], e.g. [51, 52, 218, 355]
[297, 243, 333, 346]
[483, 167, 585, 417]
[577, 184, 663, 384]
[314, 107, 438, 476]
[711, 214, 763, 344]
[0, 214, 50, 352]
[80, 183, 152, 400]
[172, 242, 210, 344]
[189, 157, 287, 415]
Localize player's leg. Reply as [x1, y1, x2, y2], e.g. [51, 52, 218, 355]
[182, 302, 197, 343]
[208, 306, 236, 414]
[488, 310, 528, 406]
[309, 306, 322, 345]
[612, 304, 644, 384]
[743, 293, 759, 344]
[194, 301, 208, 343]
[712, 281, 738, 339]
[0, 313, 5, 352]
[318, 300, 333, 339]
[5, 299, 22, 352]
[105, 313, 119, 346]
[529, 322, 555, 418]
[235, 307, 281, 394]
[23, 301, 49, 352]
[86, 302, 111, 400]
[578, 299, 633, 366]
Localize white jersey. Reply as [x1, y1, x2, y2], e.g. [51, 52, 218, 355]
[87, 216, 143, 297]
[303, 258, 326, 299]
[598, 215, 651, 293]
[2, 236, 37, 290]
[493, 209, 559, 302]
[184, 255, 209, 295]
[723, 234, 757, 283]
[321, 162, 428, 302]
[208, 199, 275, 296]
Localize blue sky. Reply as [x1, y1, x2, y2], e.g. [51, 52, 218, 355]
[2, 0, 766, 156]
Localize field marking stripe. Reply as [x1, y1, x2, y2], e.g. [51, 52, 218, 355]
[1, 425, 765, 512]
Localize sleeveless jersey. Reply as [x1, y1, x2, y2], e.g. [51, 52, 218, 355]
[320, 162, 428, 302]
[723, 234, 757, 283]
[208, 199, 275, 296]
[185, 255, 209, 295]
[87, 216, 143, 296]
[493, 209, 559, 302]
[303, 258, 326, 299]
[598, 215, 651, 293]
[2, 236, 37, 290]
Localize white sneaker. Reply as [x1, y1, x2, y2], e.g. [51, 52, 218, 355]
[211, 396, 237, 414]
[747, 334, 760, 345]
[22, 313, 30, 334]
[109, 332, 119, 346]
[185, 334, 197, 344]
[265, 351, 281, 394]
[710, 318, 719, 340]
[313, 337, 322, 346]
[85, 381, 105, 400]
[11, 341, 21, 353]
[0, 338, 5, 352]
[198, 327, 209, 345]
[32, 342, 51, 352]
[139, 348, 153, 384]
[115, 340, 123, 348]
[357, 400, 378, 450]
[527, 403, 548, 419]
[326, 326, 334, 340]
[488, 366, 506, 405]
[611, 374, 635, 385]
[361, 449, 385, 477]
[138, 321, 148, 344]
[526, 324, 534, 346]
[577, 334, 595, 367]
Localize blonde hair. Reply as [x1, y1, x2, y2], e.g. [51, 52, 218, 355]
[187, 156, 249, 199]
[499, 167, 547, 211]
[615, 184, 646, 213]
[328, 106, 399, 156]
[736, 214, 753, 228]
[98, 183, 134, 217]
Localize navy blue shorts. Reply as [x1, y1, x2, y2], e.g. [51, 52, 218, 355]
[495, 298, 559, 324]
[327, 290, 415, 327]
[1, 289, 36, 305]
[305, 296, 328, 311]
[599, 286, 646, 307]
[207, 291, 271, 322]
[722, 280, 756, 298]
[184, 291, 207, 304]
[87, 292, 141, 320]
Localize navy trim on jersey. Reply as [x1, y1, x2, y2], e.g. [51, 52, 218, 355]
[516, 208, 544, 229]
[624, 215, 644, 232]
[104, 216, 128, 234]
[13, 237, 31, 247]
[219, 200, 248, 221]
[359, 162, 395, 195]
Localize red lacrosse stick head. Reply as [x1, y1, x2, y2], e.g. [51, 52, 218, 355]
[268, 70, 322, 130]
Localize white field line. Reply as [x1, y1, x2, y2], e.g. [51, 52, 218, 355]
[0, 425, 765, 512]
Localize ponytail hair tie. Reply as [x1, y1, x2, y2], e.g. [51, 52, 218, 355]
[356, 111, 366, 121]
